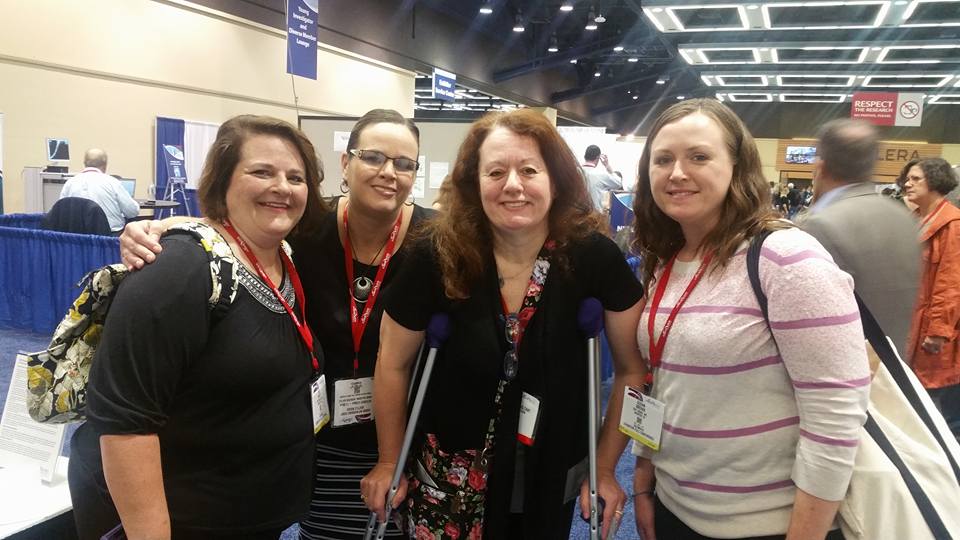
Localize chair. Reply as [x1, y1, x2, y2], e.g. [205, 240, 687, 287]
[42, 197, 112, 235]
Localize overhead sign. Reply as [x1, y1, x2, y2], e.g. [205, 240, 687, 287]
[286, 0, 318, 80]
[432, 68, 457, 102]
[851, 92, 924, 127]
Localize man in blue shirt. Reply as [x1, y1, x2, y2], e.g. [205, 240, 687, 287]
[61, 149, 139, 232]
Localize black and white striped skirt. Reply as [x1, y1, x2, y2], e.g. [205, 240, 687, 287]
[298, 444, 406, 540]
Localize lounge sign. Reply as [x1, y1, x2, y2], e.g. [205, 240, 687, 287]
[851, 92, 924, 127]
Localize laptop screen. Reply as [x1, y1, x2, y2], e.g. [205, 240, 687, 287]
[120, 179, 136, 197]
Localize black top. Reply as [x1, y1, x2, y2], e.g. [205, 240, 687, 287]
[289, 198, 435, 452]
[383, 231, 643, 538]
[73, 235, 317, 533]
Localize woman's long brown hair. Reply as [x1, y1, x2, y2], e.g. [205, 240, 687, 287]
[632, 99, 787, 289]
[426, 109, 604, 299]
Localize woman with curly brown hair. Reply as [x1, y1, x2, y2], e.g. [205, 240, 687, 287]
[630, 99, 868, 540]
[361, 109, 645, 538]
[902, 157, 960, 438]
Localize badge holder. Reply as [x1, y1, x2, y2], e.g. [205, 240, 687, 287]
[364, 313, 451, 540]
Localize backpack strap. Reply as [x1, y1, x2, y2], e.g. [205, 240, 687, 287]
[163, 222, 238, 319]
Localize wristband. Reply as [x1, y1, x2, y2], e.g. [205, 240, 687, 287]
[634, 490, 655, 497]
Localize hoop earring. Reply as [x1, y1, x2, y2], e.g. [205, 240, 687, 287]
[405, 195, 415, 207]
[340, 180, 349, 194]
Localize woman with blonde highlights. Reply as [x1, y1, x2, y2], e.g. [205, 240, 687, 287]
[362, 109, 645, 538]
[630, 99, 868, 540]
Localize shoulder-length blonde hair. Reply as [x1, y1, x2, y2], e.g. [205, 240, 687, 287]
[427, 109, 603, 299]
[632, 99, 786, 288]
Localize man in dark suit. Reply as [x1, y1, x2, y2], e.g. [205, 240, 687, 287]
[801, 119, 920, 359]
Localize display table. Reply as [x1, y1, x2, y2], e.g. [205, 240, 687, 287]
[0, 459, 72, 538]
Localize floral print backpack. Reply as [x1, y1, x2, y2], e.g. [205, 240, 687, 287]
[25, 222, 239, 423]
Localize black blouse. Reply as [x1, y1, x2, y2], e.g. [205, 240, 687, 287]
[289, 198, 435, 452]
[75, 234, 317, 532]
[383, 231, 643, 538]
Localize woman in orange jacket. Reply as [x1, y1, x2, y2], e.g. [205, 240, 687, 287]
[903, 157, 960, 438]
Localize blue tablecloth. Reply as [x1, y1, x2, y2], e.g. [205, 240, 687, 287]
[0, 213, 120, 333]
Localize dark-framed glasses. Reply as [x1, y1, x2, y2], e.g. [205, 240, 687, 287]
[349, 149, 419, 174]
[503, 314, 520, 381]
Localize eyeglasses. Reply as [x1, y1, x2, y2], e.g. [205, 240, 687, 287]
[349, 149, 419, 174]
[503, 314, 520, 381]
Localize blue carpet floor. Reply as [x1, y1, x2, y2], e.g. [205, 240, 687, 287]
[1, 326, 640, 539]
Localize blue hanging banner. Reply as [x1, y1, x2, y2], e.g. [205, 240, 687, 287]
[286, 0, 318, 80]
[432, 68, 457, 102]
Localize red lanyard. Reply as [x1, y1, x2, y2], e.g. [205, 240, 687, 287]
[221, 220, 318, 371]
[921, 198, 948, 228]
[646, 252, 713, 384]
[343, 204, 403, 375]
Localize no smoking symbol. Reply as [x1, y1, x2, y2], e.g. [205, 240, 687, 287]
[900, 101, 920, 119]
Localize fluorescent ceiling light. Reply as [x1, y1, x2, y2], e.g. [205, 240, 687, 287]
[862, 73, 954, 87]
[929, 94, 960, 103]
[728, 92, 774, 102]
[780, 93, 848, 102]
[715, 74, 770, 86]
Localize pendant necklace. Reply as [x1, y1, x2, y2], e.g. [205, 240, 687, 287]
[347, 226, 389, 304]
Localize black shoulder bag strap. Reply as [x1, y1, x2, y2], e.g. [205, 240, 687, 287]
[746, 231, 958, 540]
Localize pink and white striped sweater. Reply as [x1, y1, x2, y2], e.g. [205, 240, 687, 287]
[634, 227, 870, 538]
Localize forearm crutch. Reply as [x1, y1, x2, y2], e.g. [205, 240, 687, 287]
[365, 313, 451, 540]
[578, 298, 606, 540]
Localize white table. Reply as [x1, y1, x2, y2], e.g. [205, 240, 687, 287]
[0, 458, 72, 538]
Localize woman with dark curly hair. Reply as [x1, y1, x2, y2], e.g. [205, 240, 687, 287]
[361, 109, 645, 538]
[631, 99, 868, 540]
[903, 157, 960, 438]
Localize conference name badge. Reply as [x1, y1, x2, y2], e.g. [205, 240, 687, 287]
[618, 385, 665, 451]
[333, 377, 374, 428]
[517, 392, 542, 446]
[310, 374, 331, 434]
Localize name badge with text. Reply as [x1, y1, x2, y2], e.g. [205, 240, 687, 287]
[618, 386, 665, 451]
[333, 377, 374, 428]
[311, 374, 331, 434]
[517, 392, 542, 446]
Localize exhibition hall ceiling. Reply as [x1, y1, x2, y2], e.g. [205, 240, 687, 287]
[198, 0, 960, 129]
[416, 0, 960, 118]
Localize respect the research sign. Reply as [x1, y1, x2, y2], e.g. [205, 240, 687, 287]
[286, 0, 318, 80]
[851, 92, 924, 127]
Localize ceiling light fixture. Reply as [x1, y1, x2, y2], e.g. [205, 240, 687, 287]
[513, 12, 525, 32]
[594, 70, 602, 77]
[595, 11, 607, 23]
[633, 95, 639, 100]
[548, 34, 559, 53]
[478, 0, 493, 15]
[570, 58, 578, 63]
[628, 57, 639, 62]
[677, 95, 685, 100]
[586, 7, 599, 29]
[560, 2, 574, 12]
[614, 45, 624, 52]
[656, 78, 666, 84]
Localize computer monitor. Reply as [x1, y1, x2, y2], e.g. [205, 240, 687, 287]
[46, 138, 70, 162]
[785, 145, 817, 165]
[119, 178, 136, 197]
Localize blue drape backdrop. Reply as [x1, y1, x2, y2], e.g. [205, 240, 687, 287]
[0, 214, 120, 334]
[155, 117, 200, 218]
